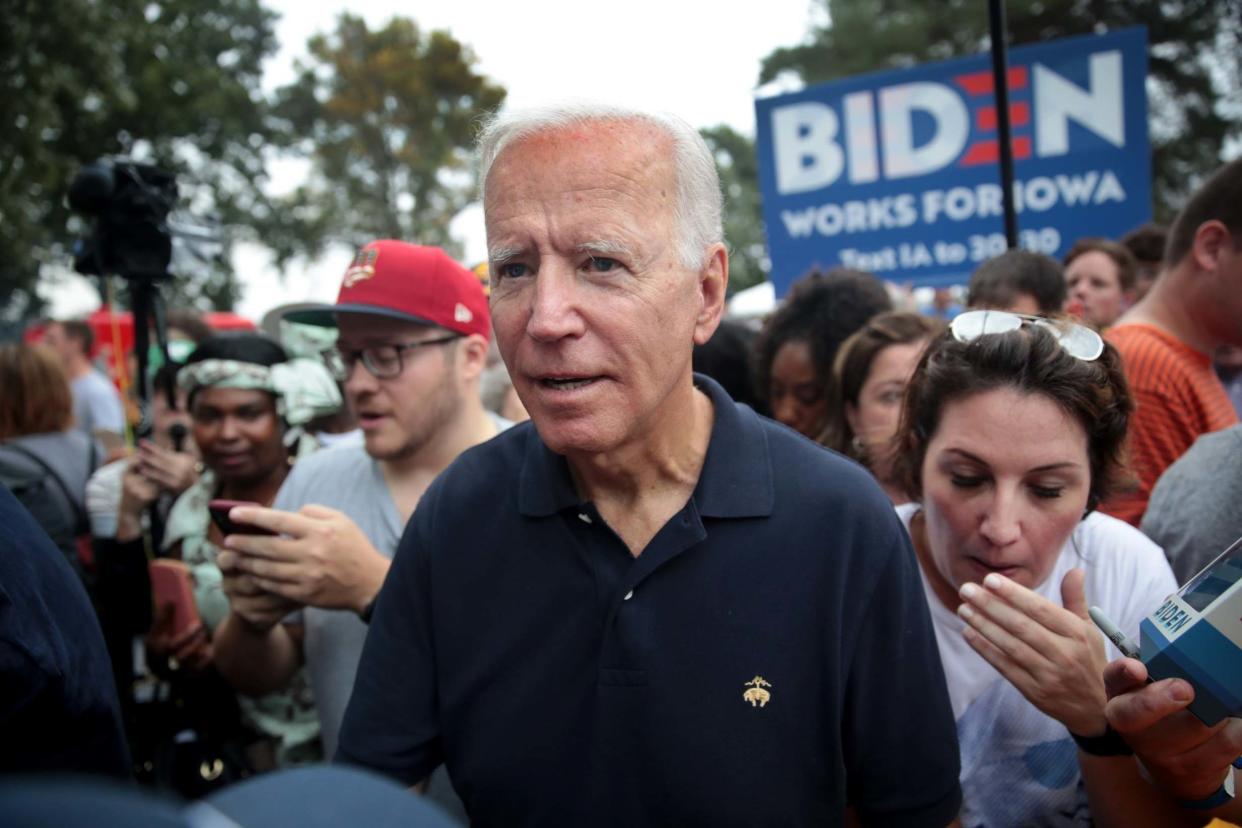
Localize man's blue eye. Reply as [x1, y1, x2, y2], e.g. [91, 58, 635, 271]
[588, 257, 619, 272]
[499, 263, 529, 279]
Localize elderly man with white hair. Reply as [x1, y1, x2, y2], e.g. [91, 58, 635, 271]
[337, 102, 962, 827]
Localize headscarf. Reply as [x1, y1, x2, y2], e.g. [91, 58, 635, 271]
[177, 357, 341, 428]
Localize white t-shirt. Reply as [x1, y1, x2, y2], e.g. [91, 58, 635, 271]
[896, 504, 1177, 827]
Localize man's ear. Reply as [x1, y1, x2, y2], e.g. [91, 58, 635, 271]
[1191, 219, 1232, 273]
[457, 334, 490, 382]
[693, 243, 729, 347]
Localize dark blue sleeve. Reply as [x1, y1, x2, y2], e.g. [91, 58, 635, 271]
[843, 510, 962, 827]
[335, 485, 443, 784]
[0, 484, 130, 777]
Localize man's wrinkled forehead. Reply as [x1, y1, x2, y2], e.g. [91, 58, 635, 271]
[482, 120, 675, 207]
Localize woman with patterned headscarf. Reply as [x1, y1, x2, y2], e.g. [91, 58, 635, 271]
[121, 332, 341, 783]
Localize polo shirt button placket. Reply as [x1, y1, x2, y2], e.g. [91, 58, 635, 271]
[577, 512, 593, 524]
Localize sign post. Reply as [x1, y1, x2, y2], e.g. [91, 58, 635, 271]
[988, 0, 1019, 249]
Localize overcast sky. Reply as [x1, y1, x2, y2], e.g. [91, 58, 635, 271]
[41, 0, 819, 320]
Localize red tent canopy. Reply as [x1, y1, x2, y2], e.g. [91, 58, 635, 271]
[81, 308, 255, 358]
[203, 311, 256, 331]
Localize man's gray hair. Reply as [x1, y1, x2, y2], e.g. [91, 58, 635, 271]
[477, 101, 724, 269]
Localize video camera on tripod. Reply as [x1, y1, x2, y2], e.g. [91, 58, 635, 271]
[69, 159, 177, 283]
[68, 159, 179, 430]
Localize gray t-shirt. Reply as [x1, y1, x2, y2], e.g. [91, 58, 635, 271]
[1142, 424, 1242, 583]
[71, 371, 126, 436]
[273, 444, 403, 758]
[273, 421, 511, 822]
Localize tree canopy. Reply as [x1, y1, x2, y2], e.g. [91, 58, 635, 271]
[760, 0, 1242, 219]
[701, 125, 769, 295]
[260, 14, 506, 265]
[1, 0, 280, 318]
[3, 5, 505, 321]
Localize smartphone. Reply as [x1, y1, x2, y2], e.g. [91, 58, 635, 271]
[208, 499, 278, 537]
[148, 559, 202, 641]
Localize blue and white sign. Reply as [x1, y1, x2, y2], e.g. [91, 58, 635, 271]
[755, 28, 1152, 293]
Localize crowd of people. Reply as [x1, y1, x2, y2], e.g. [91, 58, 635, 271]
[2, 100, 1241, 827]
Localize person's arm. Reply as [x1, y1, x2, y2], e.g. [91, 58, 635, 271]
[133, 440, 200, 499]
[844, 515, 962, 827]
[115, 460, 160, 543]
[1104, 657, 1242, 823]
[211, 612, 302, 696]
[212, 544, 304, 695]
[93, 429, 126, 462]
[1078, 754, 1209, 828]
[86, 381, 128, 461]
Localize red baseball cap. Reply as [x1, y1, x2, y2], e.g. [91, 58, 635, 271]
[285, 240, 491, 341]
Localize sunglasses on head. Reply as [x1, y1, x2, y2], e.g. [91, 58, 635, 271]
[949, 310, 1105, 362]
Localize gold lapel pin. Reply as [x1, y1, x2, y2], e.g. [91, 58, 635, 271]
[743, 676, 772, 707]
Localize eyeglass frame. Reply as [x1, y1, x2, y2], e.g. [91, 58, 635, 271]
[948, 310, 1105, 362]
[321, 333, 463, 381]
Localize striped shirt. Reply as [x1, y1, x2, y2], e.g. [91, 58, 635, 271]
[1103, 323, 1238, 526]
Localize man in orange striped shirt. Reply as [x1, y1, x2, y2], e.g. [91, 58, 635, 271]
[1102, 158, 1242, 526]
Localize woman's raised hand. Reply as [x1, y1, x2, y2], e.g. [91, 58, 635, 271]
[957, 569, 1110, 738]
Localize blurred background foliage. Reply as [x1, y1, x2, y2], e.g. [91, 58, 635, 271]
[4, 0, 1238, 316]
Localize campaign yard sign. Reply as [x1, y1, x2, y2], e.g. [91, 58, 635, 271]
[755, 28, 1151, 294]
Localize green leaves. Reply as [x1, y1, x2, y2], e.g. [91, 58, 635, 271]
[4, 6, 504, 320]
[261, 14, 506, 267]
[2, 0, 279, 317]
[700, 125, 770, 295]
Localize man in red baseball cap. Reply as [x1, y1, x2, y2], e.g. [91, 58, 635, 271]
[210, 240, 505, 818]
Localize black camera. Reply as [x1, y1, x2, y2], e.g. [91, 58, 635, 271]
[69, 159, 178, 281]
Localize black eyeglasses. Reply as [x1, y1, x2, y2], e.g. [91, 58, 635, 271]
[322, 334, 462, 380]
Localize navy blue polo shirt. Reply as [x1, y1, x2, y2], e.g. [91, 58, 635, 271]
[338, 375, 961, 827]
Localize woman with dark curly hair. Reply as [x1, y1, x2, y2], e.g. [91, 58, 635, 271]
[753, 268, 891, 437]
[891, 311, 1183, 826]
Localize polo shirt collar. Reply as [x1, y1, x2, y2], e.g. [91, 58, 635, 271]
[517, 373, 774, 519]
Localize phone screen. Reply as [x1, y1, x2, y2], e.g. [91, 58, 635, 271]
[1177, 534, 1242, 613]
[208, 499, 278, 536]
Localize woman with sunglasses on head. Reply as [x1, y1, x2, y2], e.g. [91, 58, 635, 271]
[891, 310, 1184, 826]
